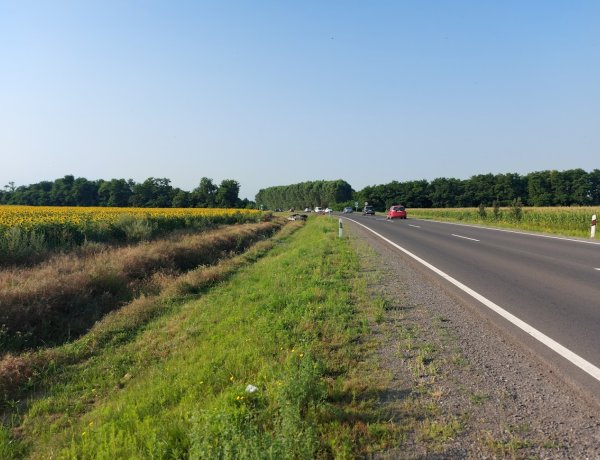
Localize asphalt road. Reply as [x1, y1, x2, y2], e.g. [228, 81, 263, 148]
[340, 213, 600, 395]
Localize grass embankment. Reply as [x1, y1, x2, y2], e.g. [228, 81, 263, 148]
[0, 221, 281, 352]
[0, 217, 395, 458]
[409, 206, 599, 238]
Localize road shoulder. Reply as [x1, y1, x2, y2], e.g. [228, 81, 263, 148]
[346, 220, 600, 458]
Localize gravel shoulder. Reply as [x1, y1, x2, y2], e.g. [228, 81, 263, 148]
[346, 221, 600, 459]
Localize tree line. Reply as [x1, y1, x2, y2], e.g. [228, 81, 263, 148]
[357, 169, 600, 211]
[256, 169, 600, 212]
[4, 168, 599, 211]
[255, 180, 354, 210]
[0, 175, 254, 209]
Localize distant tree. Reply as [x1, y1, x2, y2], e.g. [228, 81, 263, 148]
[255, 180, 353, 210]
[98, 179, 133, 207]
[193, 177, 218, 207]
[216, 179, 240, 208]
[50, 175, 76, 206]
[464, 174, 496, 206]
[561, 168, 590, 205]
[428, 178, 464, 208]
[404, 180, 431, 208]
[589, 169, 600, 204]
[493, 173, 526, 205]
[72, 177, 99, 206]
[172, 189, 191, 208]
[7, 181, 53, 205]
[130, 178, 174, 207]
[239, 198, 255, 209]
[526, 171, 553, 206]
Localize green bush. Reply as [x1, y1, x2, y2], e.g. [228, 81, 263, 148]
[0, 227, 46, 265]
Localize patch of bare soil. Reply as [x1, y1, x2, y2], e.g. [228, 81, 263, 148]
[347, 222, 600, 459]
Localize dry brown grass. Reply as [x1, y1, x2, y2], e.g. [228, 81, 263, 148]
[0, 221, 282, 352]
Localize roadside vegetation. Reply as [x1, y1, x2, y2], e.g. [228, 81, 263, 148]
[409, 205, 599, 238]
[0, 217, 403, 458]
[0, 220, 280, 352]
[1, 210, 574, 458]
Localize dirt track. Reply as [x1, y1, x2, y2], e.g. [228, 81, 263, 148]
[347, 221, 600, 459]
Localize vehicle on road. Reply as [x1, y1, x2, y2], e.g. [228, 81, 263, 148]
[324, 207, 332, 213]
[362, 205, 375, 215]
[314, 207, 323, 213]
[387, 205, 407, 219]
[343, 207, 353, 213]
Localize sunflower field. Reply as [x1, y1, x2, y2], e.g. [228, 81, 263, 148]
[0, 205, 263, 264]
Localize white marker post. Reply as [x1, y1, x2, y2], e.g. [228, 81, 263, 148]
[592, 214, 597, 239]
[338, 219, 343, 238]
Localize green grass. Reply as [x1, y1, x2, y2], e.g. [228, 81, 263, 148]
[0, 217, 397, 458]
[0, 221, 282, 353]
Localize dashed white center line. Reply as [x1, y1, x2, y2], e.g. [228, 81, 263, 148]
[595, 268, 600, 271]
[452, 234, 480, 242]
[409, 224, 421, 228]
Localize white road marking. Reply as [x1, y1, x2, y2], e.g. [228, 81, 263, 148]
[344, 217, 600, 383]
[418, 219, 600, 246]
[409, 224, 421, 228]
[452, 234, 480, 242]
[595, 268, 600, 271]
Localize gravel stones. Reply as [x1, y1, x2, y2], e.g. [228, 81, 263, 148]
[347, 222, 600, 459]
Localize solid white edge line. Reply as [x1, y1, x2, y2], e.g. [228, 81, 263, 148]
[417, 219, 600, 246]
[451, 234, 480, 242]
[344, 217, 600, 383]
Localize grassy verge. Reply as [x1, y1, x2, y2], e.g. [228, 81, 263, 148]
[346, 236, 470, 456]
[409, 206, 599, 238]
[0, 217, 398, 458]
[0, 221, 296, 406]
[0, 221, 281, 352]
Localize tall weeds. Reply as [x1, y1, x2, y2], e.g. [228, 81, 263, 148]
[0, 228, 47, 265]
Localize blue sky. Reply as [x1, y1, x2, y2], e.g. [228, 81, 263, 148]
[1, 1, 599, 200]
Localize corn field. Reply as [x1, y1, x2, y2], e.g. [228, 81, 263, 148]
[409, 206, 599, 238]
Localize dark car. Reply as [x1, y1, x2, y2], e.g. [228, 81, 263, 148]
[362, 205, 375, 215]
[387, 205, 407, 219]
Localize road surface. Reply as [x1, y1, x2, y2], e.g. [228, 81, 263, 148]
[341, 214, 600, 398]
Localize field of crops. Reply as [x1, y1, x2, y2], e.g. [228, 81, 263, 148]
[0, 205, 263, 264]
[409, 206, 598, 238]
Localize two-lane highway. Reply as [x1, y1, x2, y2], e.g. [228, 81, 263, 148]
[342, 214, 600, 394]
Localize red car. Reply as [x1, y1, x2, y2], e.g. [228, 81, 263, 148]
[387, 205, 407, 219]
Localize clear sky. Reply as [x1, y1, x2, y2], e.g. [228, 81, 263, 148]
[2, 1, 599, 200]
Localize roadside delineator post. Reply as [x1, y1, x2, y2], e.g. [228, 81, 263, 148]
[339, 219, 343, 239]
[592, 214, 597, 239]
